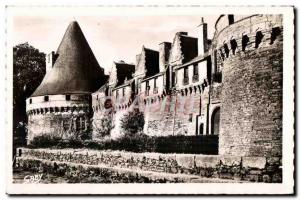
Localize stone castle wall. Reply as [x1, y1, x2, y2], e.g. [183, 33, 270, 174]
[27, 15, 284, 158]
[26, 94, 92, 143]
[93, 89, 209, 137]
[215, 15, 283, 156]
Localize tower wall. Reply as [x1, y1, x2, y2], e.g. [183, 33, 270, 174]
[215, 15, 283, 156]
[26, 94, 92, 144]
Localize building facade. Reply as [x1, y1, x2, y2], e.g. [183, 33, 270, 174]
[27, 15, 283, 157]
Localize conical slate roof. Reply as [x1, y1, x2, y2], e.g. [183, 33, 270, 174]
[31, 21, 105, 97]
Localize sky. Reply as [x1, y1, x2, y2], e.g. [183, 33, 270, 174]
[13, 15, 219, 74]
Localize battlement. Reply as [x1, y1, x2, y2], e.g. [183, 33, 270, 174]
[215, 26, 282, 62]
[26, 94, 91, 116]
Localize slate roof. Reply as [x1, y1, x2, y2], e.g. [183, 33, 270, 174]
[142, 47, 159, 78]
[31, 21, 106, 97]
[179, 35, 198, 63]
[114, 61, 135, 86]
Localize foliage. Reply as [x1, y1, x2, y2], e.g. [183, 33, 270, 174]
[29, 135, 61, 148]
[93, 117, 114, 139]
[28, 133, 218, 154]
[13, 43, 46, 146]
[120, 109, 145, 136]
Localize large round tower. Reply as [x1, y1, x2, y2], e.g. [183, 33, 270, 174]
[26, 21, 106, 143]
[213, 15, 283, 156]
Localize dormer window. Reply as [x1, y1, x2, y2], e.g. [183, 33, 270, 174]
[44, 96, 49, 102]
[66, 95, 71, 101]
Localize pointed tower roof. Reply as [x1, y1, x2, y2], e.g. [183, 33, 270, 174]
[31, 21, 105, 97]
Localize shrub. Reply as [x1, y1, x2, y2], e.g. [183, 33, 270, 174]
[28, 133, 218, 154]
[120, 109, 145, 136]
[29, 134, 61, 148]
[93, 117, 114, 139]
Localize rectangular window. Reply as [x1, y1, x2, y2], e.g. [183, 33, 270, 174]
[146, 81, 150, 96]
[66, 95, 71, 101]
[44, 96, 49, 102]
[193, 64, 198, 75]
[122, 88, 125, 96]
[228, 15, 234, 25]
[116, 90, 119, 99]
[189, 114, 193, 122]
[184, 67, 188, 78]
[29, 99, 32, 104]
[154, 78, 157, 88]
[172, 71, 177, 86]
[80, 117, 86, 131]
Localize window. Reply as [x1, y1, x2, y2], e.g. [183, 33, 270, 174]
[184, 67, 188, 78]
[29, 99, 32, 104]
[146, 81, 150, 95]
[66, 95, 70, 101]
[44, 96, 49, 102]
[81, 116, 86, 131]
[116, 90, 119, 99]
[183, 68, 189, 85]
[211, 107, 220, 135]
[193, 64, 198, 75]
[228, 15, 234, 25]
[255, 31, 264, 48]
[224, 43, 230, 57]
[122, 88, 125, 96]
[199, 124, 204, 135]
[242, 35, 249, 51]
[230, 39, 238, 55]
[146, 81, 150, 91]
[189, 114, 193, 122]
[270, 27, 281, 44]
[154, 78, 157, 88]
[75, 118, 80, 131]
[172, 72, 176, 86]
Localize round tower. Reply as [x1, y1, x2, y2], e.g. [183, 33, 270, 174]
[26, 21, 106, 144]
[213, 15, 283, 156]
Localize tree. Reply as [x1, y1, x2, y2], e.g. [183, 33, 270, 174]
[93, 117, 114, 139]
[13, 43, 46, 147]
[120, 109, 145, 136]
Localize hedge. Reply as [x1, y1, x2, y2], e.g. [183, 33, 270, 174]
[28, 134, 218, 155]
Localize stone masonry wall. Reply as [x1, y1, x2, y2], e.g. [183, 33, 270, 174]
[26, 94, 92, 143]
[16, 148, 282, 183]
[144, 90, 206, 136]
[216, 15, 283, 156]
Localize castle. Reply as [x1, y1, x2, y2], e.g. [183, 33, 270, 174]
[26, 15, 283, 157]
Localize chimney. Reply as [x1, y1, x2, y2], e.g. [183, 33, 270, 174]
[197, 17, 208, 56]
[159, 42, 171, 72]
[45, 51, 56, 73]
[176, 31, 188, 36]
